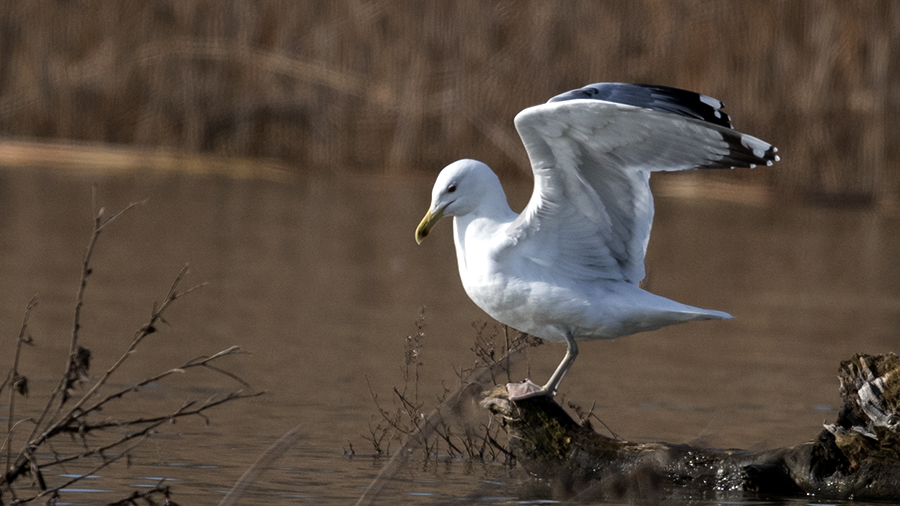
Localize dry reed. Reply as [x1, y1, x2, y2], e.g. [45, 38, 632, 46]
[0, 1, 896, 203]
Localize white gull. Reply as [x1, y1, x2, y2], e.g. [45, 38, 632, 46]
[415, 83, 779, 400]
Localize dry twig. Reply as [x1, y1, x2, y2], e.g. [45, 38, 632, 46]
[356, 314, 541, 506]
[1, 199, 257, 504]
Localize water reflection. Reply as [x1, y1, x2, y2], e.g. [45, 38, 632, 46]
[0, 165, 897, 504]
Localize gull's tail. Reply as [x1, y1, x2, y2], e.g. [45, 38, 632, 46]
[689, 307, 733, 321]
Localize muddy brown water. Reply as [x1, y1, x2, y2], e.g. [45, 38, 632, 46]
[0, 165, 898, 504]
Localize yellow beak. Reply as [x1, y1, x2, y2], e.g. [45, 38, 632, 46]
[415, 206, 445, 244]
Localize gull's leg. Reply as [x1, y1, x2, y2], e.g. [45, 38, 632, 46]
[543, 333, 579, 395]
[508, 333, 578, 400]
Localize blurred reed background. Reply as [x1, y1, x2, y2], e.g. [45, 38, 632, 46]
[0, 1, 896, 204]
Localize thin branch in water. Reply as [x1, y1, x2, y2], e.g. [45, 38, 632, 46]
[1, 195, 256, 504]
[82, 345, 247, 416]
[4, 296, 37, 481]
[60, 265, 194, 421]
[12, 264, 190, 474]
[26, 200, 146, 447]
[95, 199, 148, 233]
[218, 424, 305, 506]
[42, 391, 263, 445]
[21, 436, 150, 504]
[35, 391, 259, 477]
[356, 325, 534, 506]
[106, 481, 174, 506]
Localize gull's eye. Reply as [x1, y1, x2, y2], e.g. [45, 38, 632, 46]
[447, 183, 457, 193]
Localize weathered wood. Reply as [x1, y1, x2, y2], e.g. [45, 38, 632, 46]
[482, 353, 900, 501]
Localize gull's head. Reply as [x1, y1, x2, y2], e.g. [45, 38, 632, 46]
[415, 159, 499, 244]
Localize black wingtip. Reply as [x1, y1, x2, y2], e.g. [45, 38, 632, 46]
[708, 129, 779, 170]
[548, 82, 780, 171]
[548, 83, 734, 129]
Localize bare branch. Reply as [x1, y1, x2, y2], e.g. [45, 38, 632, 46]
[17, 436, 150, 504]
[82, 345, 246, 415]
[95, 200, 148, 233]
[356, 319, 536, 506]
[25, 201, 145, 447]
[4, 296, 38, 481]
[2, 196, 256, 504]
[58, 265, 193, 421]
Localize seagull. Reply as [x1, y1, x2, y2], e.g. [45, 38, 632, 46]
[414, 83, 778, 400]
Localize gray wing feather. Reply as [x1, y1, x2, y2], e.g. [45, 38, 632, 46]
[508, 96, 777, 285]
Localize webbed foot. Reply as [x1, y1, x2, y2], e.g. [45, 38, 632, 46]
[507, 379, 553, 400]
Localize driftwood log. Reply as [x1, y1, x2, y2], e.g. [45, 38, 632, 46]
[482, 353, 900, 502]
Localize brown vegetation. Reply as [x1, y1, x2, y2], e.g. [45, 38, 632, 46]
[0, 197, 259, 504]
[356, 312, 544, 506]
[0, 1, 897, 203]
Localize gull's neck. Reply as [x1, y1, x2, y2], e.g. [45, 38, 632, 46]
[451, 188, 517, 272]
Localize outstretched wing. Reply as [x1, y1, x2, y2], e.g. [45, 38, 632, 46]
[504, 83, 778, 285]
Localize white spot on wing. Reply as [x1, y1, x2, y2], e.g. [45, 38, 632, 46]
[699, 94, 722, 110]
[740, 134, 772, 154]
